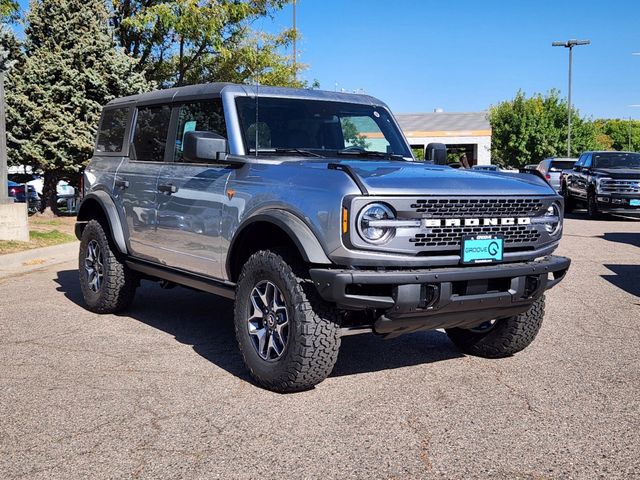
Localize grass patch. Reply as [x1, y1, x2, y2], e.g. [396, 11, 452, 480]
[0, 229, 76, 255]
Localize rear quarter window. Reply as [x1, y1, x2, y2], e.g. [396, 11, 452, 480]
[95, 107, 130, 153]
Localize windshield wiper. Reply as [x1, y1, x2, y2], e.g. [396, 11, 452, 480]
[248, 148, 325, 158]
[336, 148, 406, 161]
[275, 148, 325, 158]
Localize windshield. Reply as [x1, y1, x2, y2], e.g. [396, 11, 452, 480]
[550, 160, 576, 170]
[593, 152, 640, 169]
[235, 97, 411, 158]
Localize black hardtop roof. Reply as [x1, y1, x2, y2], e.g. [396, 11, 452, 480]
[104, 82, 386, 108]
[587, 151, 638, 155]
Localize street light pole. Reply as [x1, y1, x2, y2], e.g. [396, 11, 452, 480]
[552, 39, 590, 157]
[0, 71, 9, 204]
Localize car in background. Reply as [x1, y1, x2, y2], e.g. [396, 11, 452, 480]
[9, 174, 78, 214]
[7, 180, 41, 214]
[56, 181, 77, 213]
[562, 151, 640, 218]
[536, 157, 577, 192]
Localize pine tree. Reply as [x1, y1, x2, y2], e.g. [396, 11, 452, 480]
[6, 0, 151, 212]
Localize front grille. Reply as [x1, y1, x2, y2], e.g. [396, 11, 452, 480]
[409, 225, 540, 248]
[410, 198, 544, 217]
[599, 179, 640, 194]
[349, 195, 556, 257]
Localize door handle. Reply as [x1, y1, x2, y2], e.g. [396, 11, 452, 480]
[158, 183, 178, 194]
[115, 178, 129, 189]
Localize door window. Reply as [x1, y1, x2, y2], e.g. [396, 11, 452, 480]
[132, 105, 171, 162]
[174, 99, 227, 163]
[96, 107, 129, 153]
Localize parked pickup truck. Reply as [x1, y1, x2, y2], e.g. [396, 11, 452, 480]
[561, 151, 640, 217]
[75, 83, 570, 392]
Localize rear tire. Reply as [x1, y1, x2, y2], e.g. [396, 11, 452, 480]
[561, 183, 574, 213]
[78, 220, 137, 313]
[234, 250, 340, 393]
[446, 296, 545, 358]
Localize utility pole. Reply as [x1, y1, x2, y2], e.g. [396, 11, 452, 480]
[0, 71, 8, 204]
[292, 0, 297, 81]
[552, 39, 590, 157]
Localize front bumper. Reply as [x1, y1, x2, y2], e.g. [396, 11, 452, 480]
[595, 194, 640, 213]
[310, 255, 570, 336]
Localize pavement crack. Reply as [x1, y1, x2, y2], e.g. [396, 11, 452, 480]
[490, 363, 539, 414]
[405, 415, 434, 473]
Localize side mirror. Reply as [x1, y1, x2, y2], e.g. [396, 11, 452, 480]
[425, 142, 447, 165]
[573, 166, 581, 172]
[183, 131, 228, 163]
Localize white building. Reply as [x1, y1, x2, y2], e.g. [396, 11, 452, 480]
[395, 112, 491, 166]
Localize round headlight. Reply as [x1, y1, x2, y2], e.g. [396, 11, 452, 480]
[544, 203, 562, 235]
[357, 203, 396, 244]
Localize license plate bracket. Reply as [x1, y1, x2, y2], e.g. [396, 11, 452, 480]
[462, 235, 504, 264]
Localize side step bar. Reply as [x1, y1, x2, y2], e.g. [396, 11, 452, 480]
[126, 258, 236, 300]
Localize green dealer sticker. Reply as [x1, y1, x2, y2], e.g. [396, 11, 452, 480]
[462, 235, 504, 264]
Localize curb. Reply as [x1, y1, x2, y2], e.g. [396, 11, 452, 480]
[0, 241, 79, 278]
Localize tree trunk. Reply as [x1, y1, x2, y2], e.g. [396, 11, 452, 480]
[41, 170, 60, 215]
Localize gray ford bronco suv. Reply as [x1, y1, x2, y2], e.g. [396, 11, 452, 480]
[76, 83, 570, 392]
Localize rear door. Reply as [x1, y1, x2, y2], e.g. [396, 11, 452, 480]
[114, 104, 171, 262]
[155, 98, 232, 279]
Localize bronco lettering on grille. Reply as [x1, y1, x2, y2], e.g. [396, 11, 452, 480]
[422, 217, 531, 228]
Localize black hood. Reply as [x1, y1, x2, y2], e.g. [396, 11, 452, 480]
[592, 168, 640, 179]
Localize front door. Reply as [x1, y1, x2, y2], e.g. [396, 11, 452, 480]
[155, 99, 232, 279]
[115, 104, 171, 262]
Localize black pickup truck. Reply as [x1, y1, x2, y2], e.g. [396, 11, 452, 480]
[562, 151, 640, 218]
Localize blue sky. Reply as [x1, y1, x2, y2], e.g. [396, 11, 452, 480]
[16, 0, 640, 119]
[256, 0, 639, 119]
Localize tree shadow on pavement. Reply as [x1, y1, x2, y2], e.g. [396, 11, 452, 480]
[54, 269, 463, 386]
[601, 264, 640, 298]
[600, 232, 640, 248]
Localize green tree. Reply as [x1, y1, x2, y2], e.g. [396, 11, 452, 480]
[0, 0, 18, 21]
[6, 0, 151, 213]
[111, 0, 304, 88]
[593, 119, 640, 151]
[489, 90, 598, 168]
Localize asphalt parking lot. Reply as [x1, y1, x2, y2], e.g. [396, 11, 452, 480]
[0, 213, 639, 479]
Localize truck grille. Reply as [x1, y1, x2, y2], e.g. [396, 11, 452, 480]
[404, 197, 546, 251]
[410, 197, 544, 217]
[410, 225, 540, 248]
[598, 179, 640, 194]
[348, 195, 557, 257]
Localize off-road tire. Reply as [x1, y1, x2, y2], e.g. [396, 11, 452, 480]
[561, 183, 574, 213]
[234, 250, 341, 393]
[446, 296, 545, 358]
[79, 219, 137, 313]
[587, 191, 600, 219]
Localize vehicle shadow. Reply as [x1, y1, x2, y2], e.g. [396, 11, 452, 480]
[601, 264, 640, 298]
[564, 211, 640, 222]
[54, 269, 463, 385]
[600, 232, 640, 248]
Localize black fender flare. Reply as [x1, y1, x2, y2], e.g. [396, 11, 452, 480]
[226, 210, 332, 278]
[76, 191, 128, 254]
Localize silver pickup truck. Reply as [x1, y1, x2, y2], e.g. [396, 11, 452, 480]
[76, 83, 570, 392]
